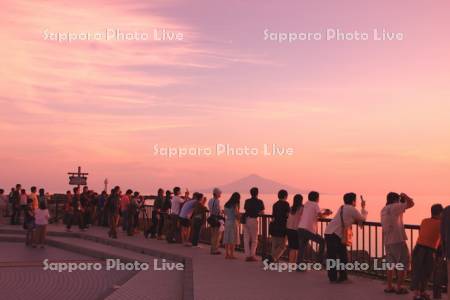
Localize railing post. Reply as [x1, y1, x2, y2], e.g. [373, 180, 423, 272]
[261, 216, 268, 260]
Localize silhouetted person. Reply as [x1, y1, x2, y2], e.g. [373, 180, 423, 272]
[106, 186, 121, 239]
[269, 190, 290, 262]
[243, 187, 265, 261]
[10, 184, 21, 225]
[150, 188, 164, 238]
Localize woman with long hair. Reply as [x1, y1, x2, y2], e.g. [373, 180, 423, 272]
[286, 194, 304, 263]
[223, 192, 241, 259]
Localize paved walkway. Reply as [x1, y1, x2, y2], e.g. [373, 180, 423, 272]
[0, 223, 415, 300]
[0, 242, 133, 300]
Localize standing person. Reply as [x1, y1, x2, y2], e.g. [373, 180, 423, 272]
[167, 187, 183, 243]
[269, 190, 290, 262]
[106, 186, 121, 239]
[410, 204, 444, 300]
[208, 188, 223, 255]
[72, 187, 85, 231]
[97, 191, 108, 226]
[38, 189, 47, 207]
[441, 205, 450, 300]
[191, 195, 207, 247]
[381, 192, 414, 295]
[10, 184, 21, 225]
[243, 187, 265, 262]
[150, 189, 164, 239]
[324, 193, 368, 283]
[19, 189, 28, 224]
[127, 191, 140, 236]
[80, 187, 91, 228]
[23, 199, 35, 246]
[179, 193, 199, 246]
[7, 187, 15, 218]
[29, 186, 39, 212]
[286, 194, 304, 263]
[0, 189, 7, 218]
[121, 189, 132, 232]
[64, 190, 74, 232]
[157, 190, 170, 239]
[90, 191, 98, 226]
[297, 191, 332, 268]
[33, 201, 50, 248]
[223, 192, 241, 259]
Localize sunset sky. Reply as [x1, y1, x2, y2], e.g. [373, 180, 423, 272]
[1, 0, 450, 202]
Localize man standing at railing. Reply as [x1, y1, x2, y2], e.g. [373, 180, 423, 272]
[269, 189, 290, 263]
[297, 191, 332, 269]
[381, 192, 414, 295]
[150, 189, 164, 239]
[208, 188, 223, 255]
[324, 193, 367, 283]
[167, 187, 183, 243]
[243, 187, 265, 262]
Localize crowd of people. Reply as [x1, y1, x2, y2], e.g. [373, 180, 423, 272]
[0, 184, 50, 248]
[1, 184, 449, 300]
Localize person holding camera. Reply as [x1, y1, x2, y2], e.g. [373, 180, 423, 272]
[381, 192, 414, 295]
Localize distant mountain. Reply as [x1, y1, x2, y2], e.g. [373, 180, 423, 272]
[199, 174, 307, 195]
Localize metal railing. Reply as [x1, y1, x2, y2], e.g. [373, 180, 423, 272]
[50, 197, 421, 278]
[195, 212, 420, 277]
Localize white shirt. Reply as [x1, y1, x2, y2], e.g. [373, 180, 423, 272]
[208, 198, 221, 216]
[20, 194, 28, 205]
[325, 205, 367, 237]
[298, 201, 321, 233]
[171, 195, 183, 215]
[381, 202, 408, 245]
[35, 208, 50, 225]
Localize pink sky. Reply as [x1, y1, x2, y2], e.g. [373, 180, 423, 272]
[1, 0, 450, 207]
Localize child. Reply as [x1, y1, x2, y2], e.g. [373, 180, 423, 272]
[33, 201, 50, 248]
[410, 203, 444, 300]
[23, 199, 35, 246]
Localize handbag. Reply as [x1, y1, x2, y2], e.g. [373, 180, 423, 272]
[207, 199, 221, 228]
[340, 205, 353, 247]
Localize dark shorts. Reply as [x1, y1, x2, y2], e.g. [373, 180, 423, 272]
[179, 217, 191, 228]
[287, 229, 299, 249]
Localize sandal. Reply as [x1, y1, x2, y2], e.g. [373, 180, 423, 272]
[384, 288, 396, 294]
[395, 288, 409, 295]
